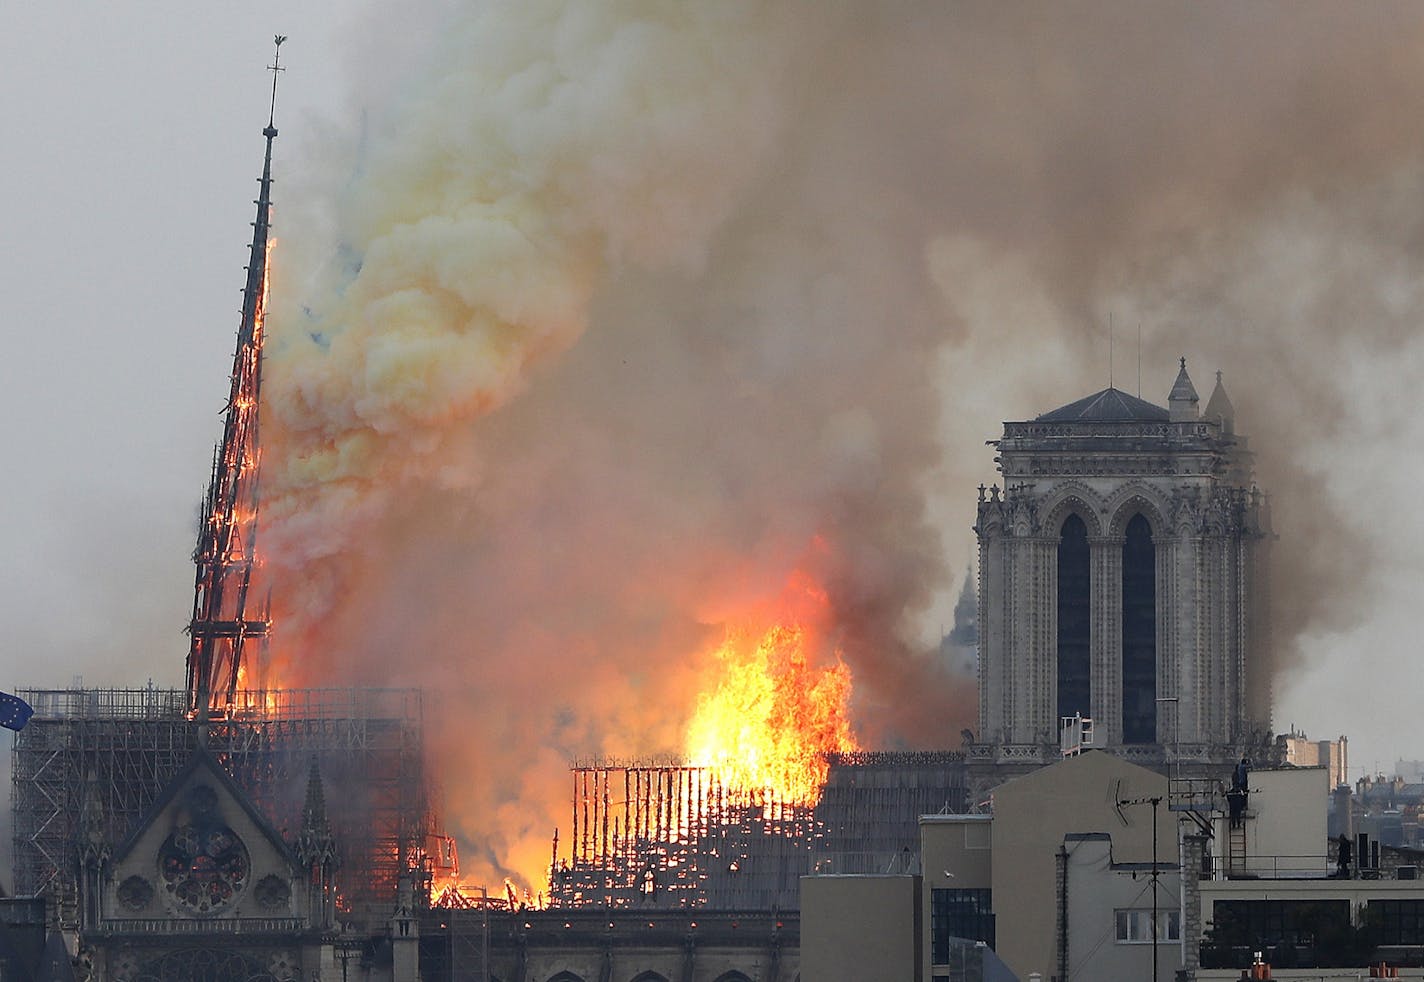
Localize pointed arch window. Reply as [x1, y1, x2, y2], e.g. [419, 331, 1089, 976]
[1121, 514, 1156, 743]
[1057, 514, 1091, 721]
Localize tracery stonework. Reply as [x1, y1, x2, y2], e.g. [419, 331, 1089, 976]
[157, 786, 250, 916]
[974, 363, 1271, 765]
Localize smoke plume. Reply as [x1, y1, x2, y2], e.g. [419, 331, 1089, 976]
[263, 1, 1424, 883]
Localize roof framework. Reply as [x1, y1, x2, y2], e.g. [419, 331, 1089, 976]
[547, 752, 966, 910]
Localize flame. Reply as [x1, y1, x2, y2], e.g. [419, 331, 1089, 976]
[230, 666, 282, 717]
[685, 572, 858, 806]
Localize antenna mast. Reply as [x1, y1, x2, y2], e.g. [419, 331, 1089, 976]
[185, 36, 284, 722]
[1108, 312, 1114, 388]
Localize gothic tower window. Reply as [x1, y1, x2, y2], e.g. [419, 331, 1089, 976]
[1121, 514, 1156, 743]
[1057, 514, 1091, 721]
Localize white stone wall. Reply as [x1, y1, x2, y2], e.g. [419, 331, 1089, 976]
[975, 413, 1270, 759]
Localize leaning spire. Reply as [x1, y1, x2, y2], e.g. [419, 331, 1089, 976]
[185, 37, 285, 722]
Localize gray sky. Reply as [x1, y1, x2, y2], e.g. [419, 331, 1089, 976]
[2, 1, 1421, 823]
[0, 3, 364, 686]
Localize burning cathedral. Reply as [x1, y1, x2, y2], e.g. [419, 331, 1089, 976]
[4, 40, 945, 982]
[2, 39, 1283, 982]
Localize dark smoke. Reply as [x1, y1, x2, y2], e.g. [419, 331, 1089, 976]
[263, 2, 1424, 881]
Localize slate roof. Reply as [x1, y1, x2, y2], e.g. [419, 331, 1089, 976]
[1036, 387, 1170, 422]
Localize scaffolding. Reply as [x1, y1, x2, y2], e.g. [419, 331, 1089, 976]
[549, 750, 965, 910]
[12, 686, 434, 923]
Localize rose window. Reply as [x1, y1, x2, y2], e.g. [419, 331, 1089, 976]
[156, 785, 250, 915]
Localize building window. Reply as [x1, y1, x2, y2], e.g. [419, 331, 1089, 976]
[1206, 899, 1351, 950]
[931, 888, 995, 963]
[1121, 513, 1156, 743]
[1369, 899, 1424, 945]
[1057, 514, 1091, 721]
[1116, 908, 1180, 943]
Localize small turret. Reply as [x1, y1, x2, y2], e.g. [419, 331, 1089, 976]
[1204, 370, 1235, 434]
[76, 771, 109, 930]
[1169, 357, 1199, 422]
[295, 757, 338, 931]
[296, 757, 336, 865]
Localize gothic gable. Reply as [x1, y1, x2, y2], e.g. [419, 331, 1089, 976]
[104, 751, 302, 925]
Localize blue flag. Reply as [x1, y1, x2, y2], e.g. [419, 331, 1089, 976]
[0, 691, 34, 731]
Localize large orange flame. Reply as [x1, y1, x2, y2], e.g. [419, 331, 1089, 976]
[685, 572, 858, 806]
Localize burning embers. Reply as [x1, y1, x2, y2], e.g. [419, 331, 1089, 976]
[685, 570, 859, 808]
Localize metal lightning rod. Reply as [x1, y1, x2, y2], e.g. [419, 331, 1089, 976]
[268, 35, 286, 129]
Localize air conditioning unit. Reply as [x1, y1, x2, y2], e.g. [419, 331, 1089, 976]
[1397, 865, 1417, 880]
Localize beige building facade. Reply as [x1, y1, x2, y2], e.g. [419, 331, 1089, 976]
[1060, 832, 1182, 981]
[801, 875, 920, 982]
[988, 750, 1173, 978]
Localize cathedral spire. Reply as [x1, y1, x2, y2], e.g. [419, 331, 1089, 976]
[1168, 356, 1199, 422]
[185, 37, 284, 722]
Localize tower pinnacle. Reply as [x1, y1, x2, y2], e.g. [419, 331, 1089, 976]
[1168, 356, 1199, 422]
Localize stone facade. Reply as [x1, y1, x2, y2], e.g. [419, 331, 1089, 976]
[974, 362, 1272, 767]
[74, 750, 344, 982]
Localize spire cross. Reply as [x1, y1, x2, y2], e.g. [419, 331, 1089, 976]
[266, 35, 287, 132]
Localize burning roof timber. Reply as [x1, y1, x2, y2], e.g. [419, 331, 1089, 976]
[542, 751, 965, 910]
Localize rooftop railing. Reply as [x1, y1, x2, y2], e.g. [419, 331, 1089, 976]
[17, 686, 423, 721]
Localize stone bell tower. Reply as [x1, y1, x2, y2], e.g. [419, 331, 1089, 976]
[973, 360, 1271, 769]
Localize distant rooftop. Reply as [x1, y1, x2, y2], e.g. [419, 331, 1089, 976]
[1036, 386, 1171, 423]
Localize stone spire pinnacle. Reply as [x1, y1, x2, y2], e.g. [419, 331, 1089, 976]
[1168, 356, 1200, 422]
[1205, 369, 1236, 434]
[296, 757, 337, 868]
[78, 770, 108, 866]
